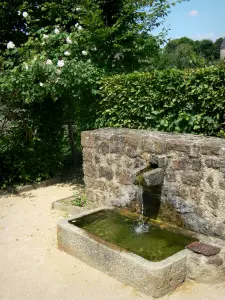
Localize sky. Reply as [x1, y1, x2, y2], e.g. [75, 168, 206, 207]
[159, 0, 225, 41]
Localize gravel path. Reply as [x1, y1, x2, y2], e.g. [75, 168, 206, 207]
[0, 183, 225, 300]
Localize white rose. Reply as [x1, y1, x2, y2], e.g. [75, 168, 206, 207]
[22, 11, 28, 18]
[54, 28, 60, 34]
[76, 7, 81, 11]
[78, 26, 83, 30]
[24, 63, 29, 70]
[46, 59, 53, 65]
[57, 60, 65, 68]
[64, 51, 71, 56]
[39, 82, 43, 87]
[66, 37, 72, 44]
[43, 34, 49, 39]
[7, 41, 15, 49]
[82, 50, 88, 56]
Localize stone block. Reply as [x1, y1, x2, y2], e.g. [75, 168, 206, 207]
[200, 142, 221, 156]
[142, 168, 164, 187]
[143, 139, 154, 153]
[190, 159, 202, 171]
[205, 193, 219, 210]
[124, 146, 139, 158]
[125, 135, 139, 148]
[83, 163, 98, 177]
[172, 158, 187, 170]
[182, 171, 202, 186]
[84, 176, 96, 189]
[99, 166, 114, 181]
[116, 169, 134, 185]
[219, 181, 225, 190]
[205, 158, 220, 169]
[189, 143, 200, 158]
[165, 170, 177, 182]
[81, 132, 95, 148]
[98, 141, 110, 155]
[83, 148, 93, 162]
[110, 136, 126, 154]
[133, 157, 147, 171]
[187, 252, 225, 283]
[166, 140, 190, 154]
[153, 139, 166, 155]
[219, 160, 225, 173]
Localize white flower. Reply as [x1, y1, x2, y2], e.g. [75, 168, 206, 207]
[18, 11, 21, 16]
[22, 11, 28, 18]
[66, 37, 72, 44]
[43, 34, 49, 40]
[56, 69, 61, 75]
[7, 41, 15, 49]
[76, 7, 81, 11]
[64, 51, 71, 56]
[75, 23, 83, 30]
[82, 50, 88, 56]
[54, 28, 60, 34]
[24, 63, 29, 70]
[57, 60, 65, 68]
[39, 82, 43, 87]
[46, 59, 53, 65]
[87, 59, 91, 63]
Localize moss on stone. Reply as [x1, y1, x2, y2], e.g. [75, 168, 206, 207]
[135, 166, 152, 186]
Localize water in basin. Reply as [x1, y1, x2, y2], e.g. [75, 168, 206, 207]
[69, 210, 195, 262]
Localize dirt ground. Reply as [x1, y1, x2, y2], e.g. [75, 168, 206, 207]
[1, 183, 225, 300]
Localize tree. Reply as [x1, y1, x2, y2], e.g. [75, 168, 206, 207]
[194, 39, 214, 62]
[214, 37, 224, 60]
[159, 36, 224, 69]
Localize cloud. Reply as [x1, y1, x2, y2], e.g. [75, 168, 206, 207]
[189, 10, 198, 17]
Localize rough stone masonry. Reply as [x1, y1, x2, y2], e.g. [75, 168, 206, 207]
[81, 128, 225, 238]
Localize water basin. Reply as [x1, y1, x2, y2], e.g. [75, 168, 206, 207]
[57, 207, 196, 298]
[68, 209, 195, 262]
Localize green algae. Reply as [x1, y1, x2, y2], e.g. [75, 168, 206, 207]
[70, 210, 195, 262]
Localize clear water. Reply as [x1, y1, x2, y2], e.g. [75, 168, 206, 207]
[70, 210, 195, 262]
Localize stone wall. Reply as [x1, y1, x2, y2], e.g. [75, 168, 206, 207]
[81, 128, 225, 238]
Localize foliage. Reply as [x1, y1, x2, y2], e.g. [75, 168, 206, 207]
[97, 65, 225, 137]
[72, 190, 87, 207]
[159, 37, 224, 69]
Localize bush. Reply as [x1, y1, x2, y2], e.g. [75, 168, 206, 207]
[97, 65, 225, 137]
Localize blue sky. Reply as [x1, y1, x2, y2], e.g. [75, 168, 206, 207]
[159, 0, 225, 41]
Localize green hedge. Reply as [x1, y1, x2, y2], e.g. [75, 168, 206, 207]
[97, 66, 225, 137]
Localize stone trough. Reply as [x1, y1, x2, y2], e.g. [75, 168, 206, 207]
[57, 207, 225, 298]
[57, 207, 189, 298]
